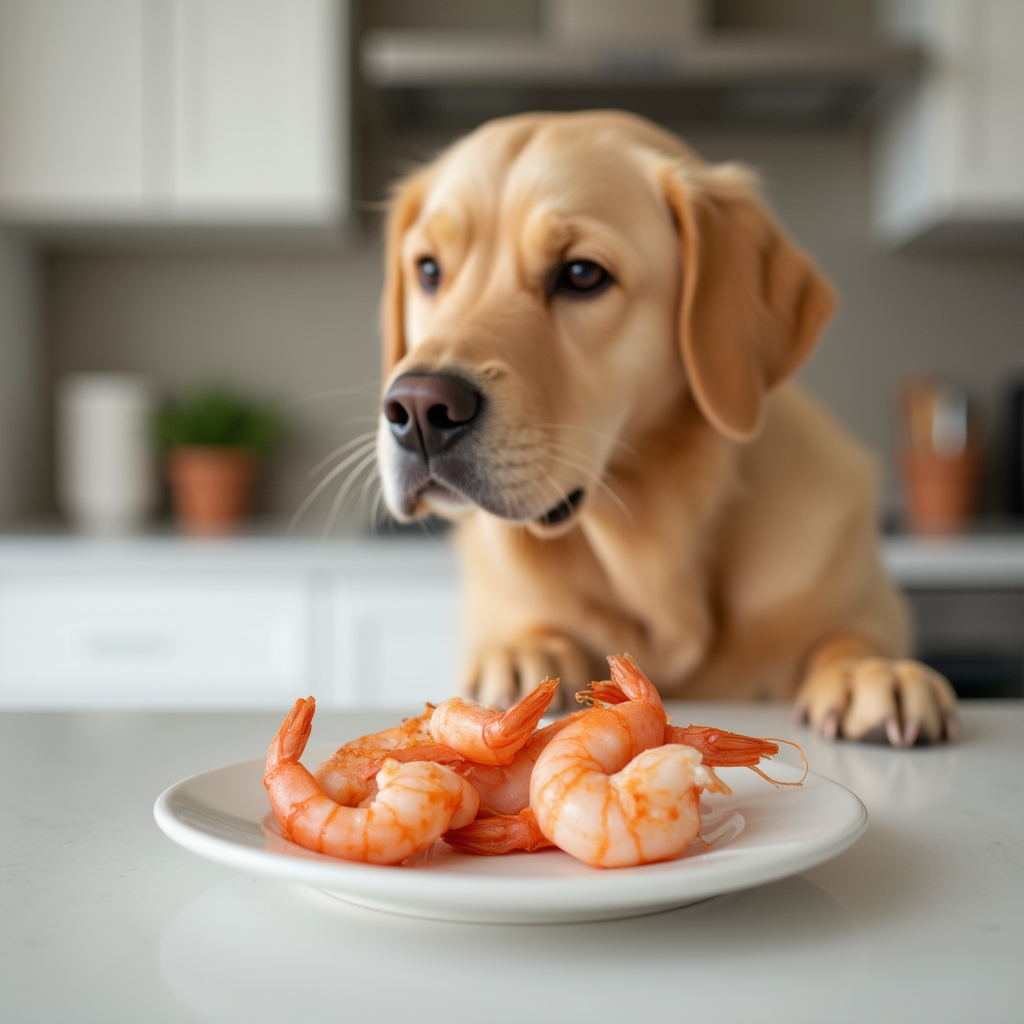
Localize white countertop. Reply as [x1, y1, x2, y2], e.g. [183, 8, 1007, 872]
[2, 702, 1022, 1024]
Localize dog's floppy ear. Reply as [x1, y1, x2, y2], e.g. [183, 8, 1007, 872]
[661, 163, 836, 441]
[381, 169, 430, 379]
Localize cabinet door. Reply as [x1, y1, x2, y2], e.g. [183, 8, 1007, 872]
[169, 0, 345, 221]
[949, 0, 1024, 206]
[0, 574, 311, 707]
[331, 579, 462, 708]
[0, 0, 148, 217]
[874, 0, 1024, 247]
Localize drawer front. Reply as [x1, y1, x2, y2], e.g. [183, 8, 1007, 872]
[331, 580, 461, 708]
[0, 574, 310, 706]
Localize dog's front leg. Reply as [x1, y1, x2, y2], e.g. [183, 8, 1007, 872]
[795, 636, 959, 746]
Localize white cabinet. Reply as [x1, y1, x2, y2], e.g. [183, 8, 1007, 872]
[0, 573, 312, 706]
[331, 578, 461, 709]
[874, 0, 1024, 250]
[0, 0, 347, 227]
[0, 537, 461, 709]
[0, 0, 148, 217]
[169, 0, 344, 221]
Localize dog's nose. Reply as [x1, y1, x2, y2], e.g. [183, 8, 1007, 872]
[383, 373, 481, 459]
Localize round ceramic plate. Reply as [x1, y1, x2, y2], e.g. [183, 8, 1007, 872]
[154, 752, 866, 924]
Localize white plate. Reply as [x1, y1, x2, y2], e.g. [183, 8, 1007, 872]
[154, 752, 866, 924]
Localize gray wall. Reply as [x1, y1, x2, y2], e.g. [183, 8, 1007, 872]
[0, 230, 44, 523]
[48, 241, 386, 530]
[46, 124, 1024, 529]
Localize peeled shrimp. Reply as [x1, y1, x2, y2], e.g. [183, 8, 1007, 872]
[446, 808, 554, 856]
[314, 741, 465, 807]
[344, 710, 581, 816]
[264, 697, 479, 864]
[585, 679, 804, 782]
[339, 704, 435, 751]
[530, 654, 729, 867]
[429, 677, 559, 766]
[453, 714, 578, 814]
[315, 703, 465, 807]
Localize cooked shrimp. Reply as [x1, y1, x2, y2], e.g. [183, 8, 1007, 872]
[429, 677, 560, 766]
[315, 703, 464, 807]
[314, 741, 465, 807]
[350, 713, 581, 815]
[264, 697, 479, 864]
[584, 679, 804, 782]
[340, 704, 435, 751]
[455, 715, 578, 814]
[530, 654, 728, 867]
[445, 808, 554, 855]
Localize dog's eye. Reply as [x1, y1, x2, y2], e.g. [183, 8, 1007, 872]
[417, 257, 441, 294]
[555, 260, 611, 296]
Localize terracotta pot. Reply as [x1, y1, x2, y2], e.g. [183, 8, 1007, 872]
[901, 448, 982, 535]
[166, 447, 258, 536]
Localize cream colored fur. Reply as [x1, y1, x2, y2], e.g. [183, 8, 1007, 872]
[377, 111, 957, 746]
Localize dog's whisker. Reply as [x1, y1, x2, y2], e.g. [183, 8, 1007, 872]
[306, 432, 378, 480]
[322, 450, 379, 539]
[335, 455, 381, 536]
[290, 440, 377, 530]
[355, 459, 383, 526]
[370, 481, 388, 535]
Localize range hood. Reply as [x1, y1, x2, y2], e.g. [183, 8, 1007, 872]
[361, 30, 923, 125]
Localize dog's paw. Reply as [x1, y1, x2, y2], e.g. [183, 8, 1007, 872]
[794, 657, 958, 746]
[461, 635, 593, 711]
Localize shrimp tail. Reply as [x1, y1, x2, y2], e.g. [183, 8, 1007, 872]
[607, 653, 664, 711]
[575, 680, 628, 706]
[667, 725, 808, 786]
[444, 809, 553, 856]
[666, 724, 779, 768]
[266, 696, 315, 777]
[480, 677, 559, 754]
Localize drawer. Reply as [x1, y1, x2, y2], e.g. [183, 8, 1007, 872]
[331, 579, 461, 708]
[0, 574, 310, 707]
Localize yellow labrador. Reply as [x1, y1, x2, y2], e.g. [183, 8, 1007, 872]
[376, 110, 957, 746]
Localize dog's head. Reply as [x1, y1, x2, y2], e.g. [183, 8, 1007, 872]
[377, 111, 835, 535]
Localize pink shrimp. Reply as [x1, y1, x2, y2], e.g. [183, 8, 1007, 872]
[339, 704, 436, 751]
[264, 697, 479, 864]
[446, 808, 554, 855]
[454, 714, 579, 814]
[352, 713, 583, 816]
[429, 677, 560, 766]
[585, 679, 804, 782]
[529, 654, 729, 867]
[314, 741, 466, 807]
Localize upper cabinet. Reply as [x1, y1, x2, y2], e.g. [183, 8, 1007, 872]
[0, 0, 149, 217]
[0, 0, 349, 229]
[873, 0, 1024, 251]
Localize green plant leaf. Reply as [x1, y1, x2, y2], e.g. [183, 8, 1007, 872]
[156, 384, 284, 453]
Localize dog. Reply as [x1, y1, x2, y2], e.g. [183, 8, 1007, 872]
[375, 110, 957, 746]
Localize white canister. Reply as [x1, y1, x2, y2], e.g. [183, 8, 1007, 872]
[57, 374, 158, 535]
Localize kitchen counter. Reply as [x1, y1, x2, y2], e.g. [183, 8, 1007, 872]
[2, 702, 1022, 1024]
[3, 527, 1024, 585]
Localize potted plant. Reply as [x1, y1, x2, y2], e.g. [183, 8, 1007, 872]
[157, 385, 283, 535]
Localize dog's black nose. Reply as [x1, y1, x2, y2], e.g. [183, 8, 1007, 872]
[383, 373, 481, 459]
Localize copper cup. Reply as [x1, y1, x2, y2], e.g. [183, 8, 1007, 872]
[901, 448, 982, 535]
